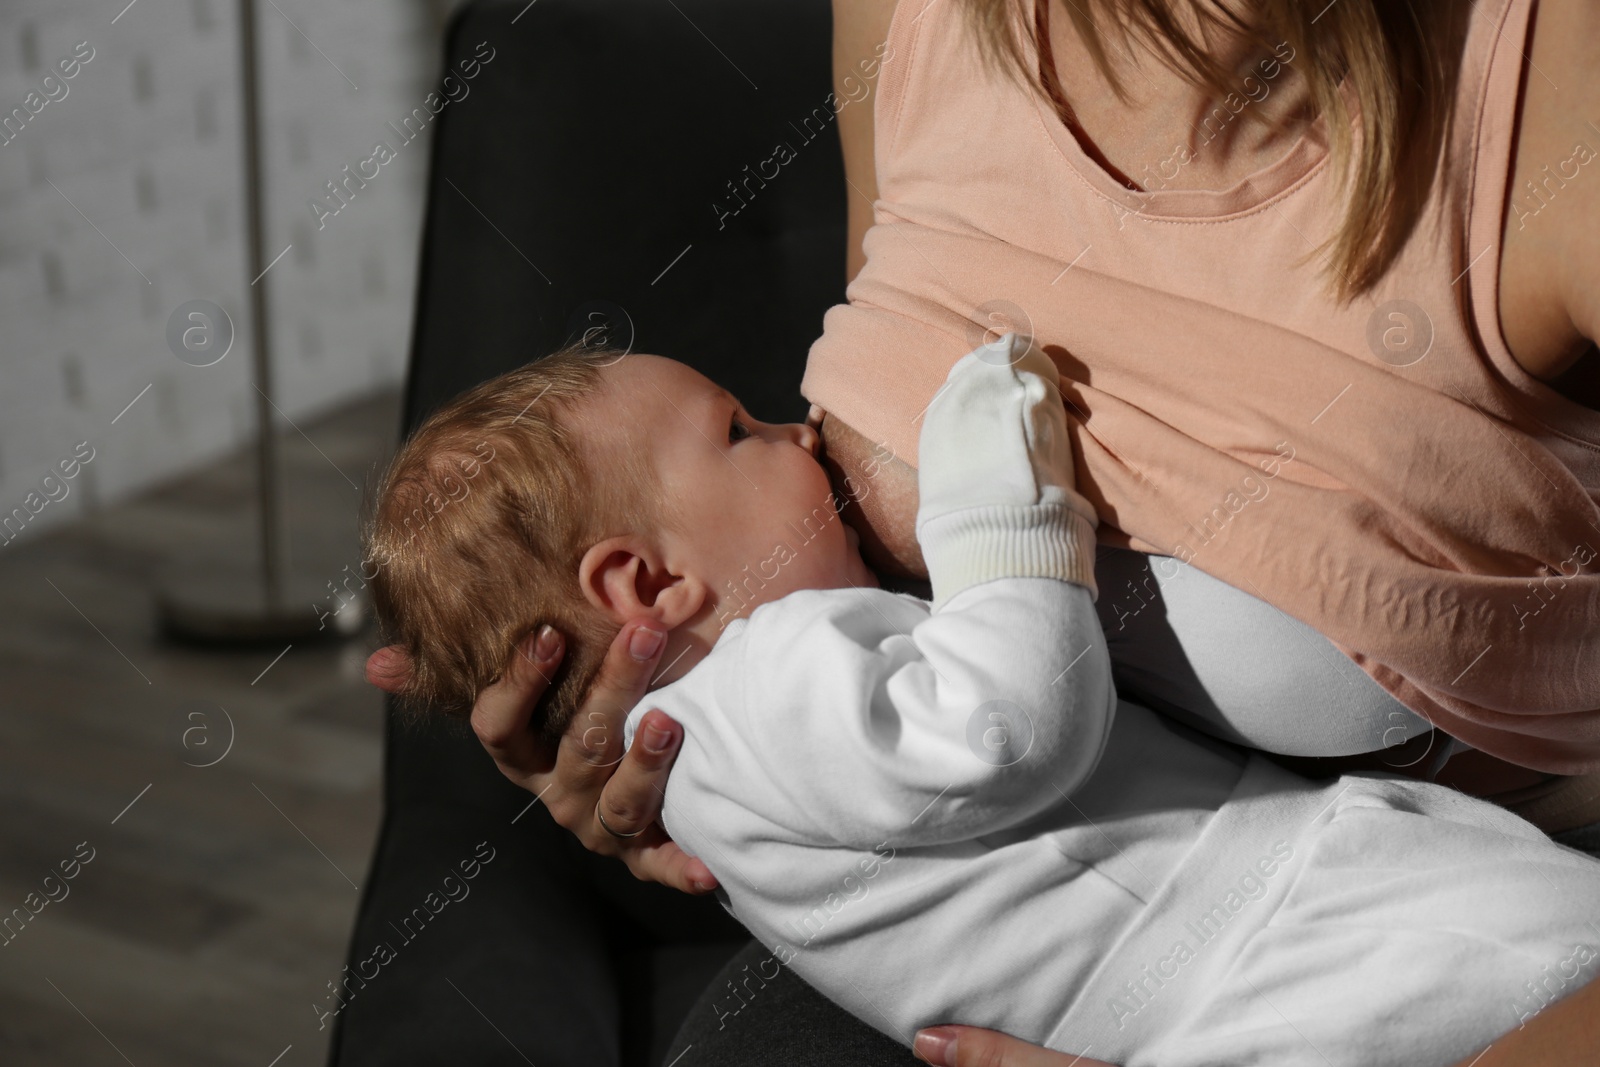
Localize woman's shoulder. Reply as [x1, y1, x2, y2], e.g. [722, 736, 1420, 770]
[1497, 0, 1600, 395]
[832, 0, 898, 52]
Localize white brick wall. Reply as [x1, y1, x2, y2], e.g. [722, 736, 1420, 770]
[0, 0, 440, 543]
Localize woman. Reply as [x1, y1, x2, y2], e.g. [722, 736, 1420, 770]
[370, 0, 1600, 1061]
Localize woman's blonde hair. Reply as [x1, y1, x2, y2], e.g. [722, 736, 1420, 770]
[960, 0, 1465, 299]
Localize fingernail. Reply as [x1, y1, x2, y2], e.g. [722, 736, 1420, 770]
[691, 877, 716, 893]
[912, 1028, 958, 1066]
[630, 624, 665, 661]
[534, 624, 559, 665]
[642, 720, 674, 754]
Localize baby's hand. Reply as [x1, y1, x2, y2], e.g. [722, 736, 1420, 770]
[916, 332, 1080, 519]
[914, 332, 1100, 607]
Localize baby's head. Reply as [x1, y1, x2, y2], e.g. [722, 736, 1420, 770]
[366, 343, 876, 743]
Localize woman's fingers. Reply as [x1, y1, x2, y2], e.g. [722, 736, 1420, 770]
[470, 627, 563, 787]
[462, 618, 714, 894]
[546, 619, 667, 827]
[550, 622, 716, 894]
[590, 707, 718, 891]
[592, 707, 679, 831]
[912, 1026, 1118, 1067]
[615, 825, 720, 894]
[364, 645, 413, 693]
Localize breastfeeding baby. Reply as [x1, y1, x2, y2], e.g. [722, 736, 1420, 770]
[365, 334, 1600, 1067]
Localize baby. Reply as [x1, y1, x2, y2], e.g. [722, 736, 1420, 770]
[367, 335, 1600, 1067]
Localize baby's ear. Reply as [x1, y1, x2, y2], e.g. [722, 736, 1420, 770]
[577, 535, 705, 627]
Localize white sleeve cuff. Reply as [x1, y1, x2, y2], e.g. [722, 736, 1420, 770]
[919, 502, 1099, 611]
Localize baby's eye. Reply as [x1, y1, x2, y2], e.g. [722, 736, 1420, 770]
[729, 415, 751, 443]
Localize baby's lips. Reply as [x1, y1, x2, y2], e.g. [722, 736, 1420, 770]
[806, 403, 826, 430]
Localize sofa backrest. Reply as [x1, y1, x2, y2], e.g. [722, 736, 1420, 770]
[404, 0, 846, 436]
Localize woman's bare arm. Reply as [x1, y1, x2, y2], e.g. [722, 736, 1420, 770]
[1497, 0, 1600, 407]
[1458, 973, 1600, 1066]
[912, 985, 1600, 1067]
[834, 0, 897, 282]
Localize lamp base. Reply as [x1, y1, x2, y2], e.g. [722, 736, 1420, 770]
[157, 568, 366, 647]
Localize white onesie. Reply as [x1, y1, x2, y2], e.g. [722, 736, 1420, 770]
[623, 335, 1600, 1067]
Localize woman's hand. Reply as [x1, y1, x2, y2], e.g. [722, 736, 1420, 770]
[913, 1026, 1118, 1066]
[915, 979, 1600, 1067]
[365, 618, 718, 895]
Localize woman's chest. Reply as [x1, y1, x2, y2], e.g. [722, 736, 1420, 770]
[885, 0, 1600, 418]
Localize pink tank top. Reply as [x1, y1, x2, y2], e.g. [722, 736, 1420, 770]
[802, 0, 1600, 772]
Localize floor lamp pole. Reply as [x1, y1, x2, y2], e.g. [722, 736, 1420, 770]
[155, 0, 362, 644]
[239, 0, 286, 611]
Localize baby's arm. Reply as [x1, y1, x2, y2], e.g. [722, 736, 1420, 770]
[740, 335, 1116, 849]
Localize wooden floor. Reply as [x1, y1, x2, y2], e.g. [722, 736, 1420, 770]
[0, 391, 402, 1067]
